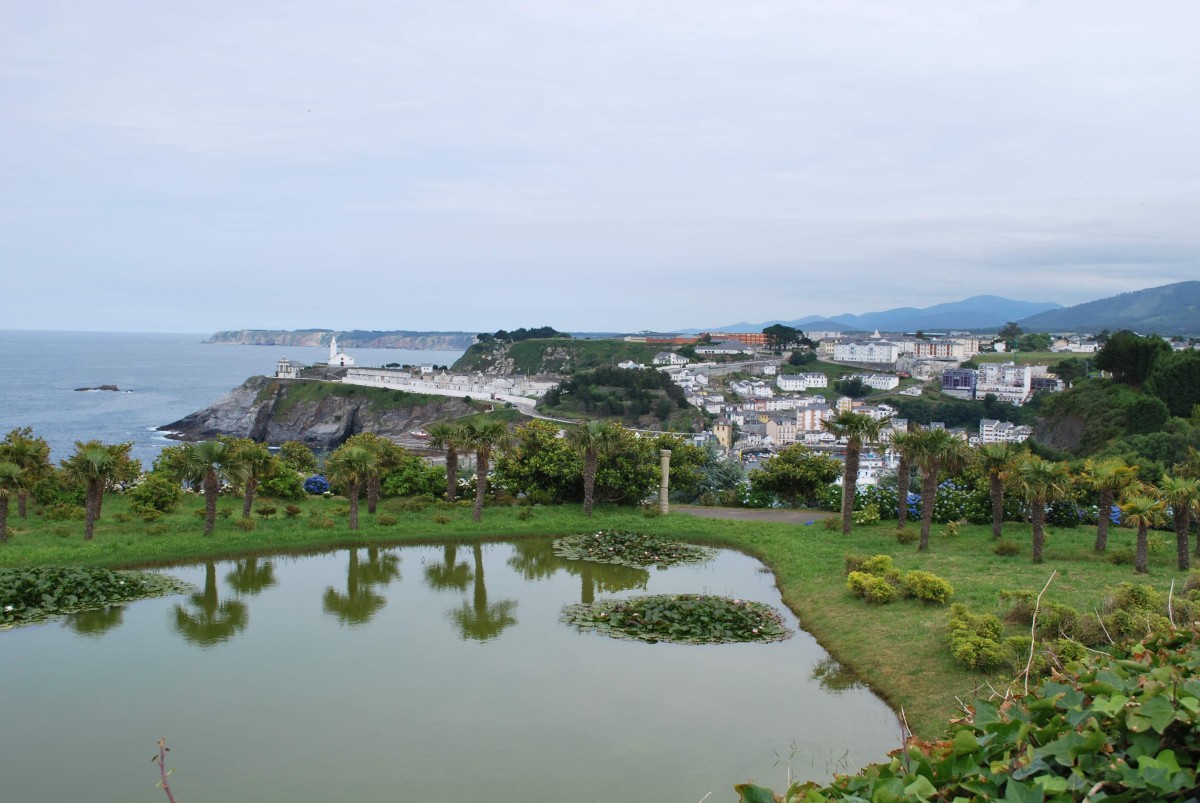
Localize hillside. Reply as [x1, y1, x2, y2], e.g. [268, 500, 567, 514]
[207, 329, 476, 350]
[1017, 281, 1200, 335]
[453, 338, 665, 374]
[708, 295, 1061, 333]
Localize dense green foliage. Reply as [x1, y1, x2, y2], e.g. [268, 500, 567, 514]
[563, 594, 792, 644]
[1095, 330, 1172, 385]
[1, 566, 191, 627]
[262, 381, 442, 417]
[1144, 349, 1200, 417]
[739, 628, 1200, 802]
[542, 365, 693, 427]
[748, 445, 840, 507]
[453, 337, 663, 373]
[478, 326, 569, 343]
[552, 530, 716, 568]
[892, 392, 1041, 427]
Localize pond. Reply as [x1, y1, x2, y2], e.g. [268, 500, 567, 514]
[0, 540, 899, 802]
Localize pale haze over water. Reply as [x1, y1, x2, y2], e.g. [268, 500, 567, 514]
[0, 331, 465, 467]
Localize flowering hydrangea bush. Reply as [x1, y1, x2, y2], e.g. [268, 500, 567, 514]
[303, 475, 330, 495]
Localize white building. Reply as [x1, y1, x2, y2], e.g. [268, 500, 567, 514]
[776, 372, 829, 392]
[979, 419, 1033, 444]
[652, 352, 689, 367]
[275, 357, 302, 379]
[695, 340, 753, 356]
[327, 337, 355, 367]
[848, 373, 900, 391]
[977, 362, 1033, 405]
[833, 339, 901, 365]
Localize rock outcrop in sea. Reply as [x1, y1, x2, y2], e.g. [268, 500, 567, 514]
[159, 376, 475, 449]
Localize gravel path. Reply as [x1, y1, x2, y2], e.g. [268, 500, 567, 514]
[671, 505, 835, 523]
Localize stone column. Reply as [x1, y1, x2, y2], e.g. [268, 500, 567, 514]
[659, 449, 672, 515]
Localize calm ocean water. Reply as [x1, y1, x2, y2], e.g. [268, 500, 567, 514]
[0, 331, 465, 468]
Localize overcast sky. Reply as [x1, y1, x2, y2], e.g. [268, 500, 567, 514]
[2, 1, 1197, 334]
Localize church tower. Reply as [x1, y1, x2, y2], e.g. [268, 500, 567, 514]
[329, 336, 338, 362]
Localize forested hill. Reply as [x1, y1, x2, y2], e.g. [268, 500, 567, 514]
[1017, 281, 1200, 335]
[206, 329, 476, 350]
[453, 338, 665, 374]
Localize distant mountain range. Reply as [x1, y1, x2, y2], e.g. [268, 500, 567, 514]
[1016, 281, 1200, 334]
[700, 295, 1064, 334]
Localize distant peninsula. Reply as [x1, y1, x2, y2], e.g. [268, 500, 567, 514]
[206, 329, 477, 350]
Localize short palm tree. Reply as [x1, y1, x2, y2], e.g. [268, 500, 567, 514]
[462, 419, 510, 523]
[0, 428, 51, 518]
[1010, 456, 1073, 564]
[1082, 457, 1138, 552]
[0, 461, 22, 542]
[427, 423, 467, 503]
[182, 440, 233, 536]
[228, 441, 272, 519]
[344, 433, 404, 515]
[1121, 492, 1166, 574]
[567, 420, 616, 517]
[326, 444, 379, 530]
[64, 440, 122, 541]
[974, 441, 1023, 538]
[909, 428, 969, 551]
[1157, 475, 1200, 571]
[888, 431, 918, 529]
[822, 411, 885, 535]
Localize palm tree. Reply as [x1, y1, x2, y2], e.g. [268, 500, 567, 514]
[228, 441, 272, 519]
[888, 431, 918, 529]
[1157, 475, 1200, 571]
[0, 461, 21, 543]
[1121, 493, 1166, 574]
[182, 440, 233, 536]
[326, 444, 378, 530]
[1082, 457, 1138, 552]
[425, 544, 473, 592]
[974, 442, 1023, 538]
[822, 411, 885, 535]
[63, 440, 122, 541]
[344, 433, 404, 515]
[1010, 456, 1073, 564]
[323, 548, 401, 625]
[567, 420, 616, 516]
[909, 428, 969, 551]
[174, 560, 248, 646]
[462, 419, 510, 523]
[0, 427, 50, 518]
[427, 423, 467, 503]
[449, 542, 518, 641]
[226, 558, 277, 595]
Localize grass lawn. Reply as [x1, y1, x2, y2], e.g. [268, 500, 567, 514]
[972, 351, 1062, 365]
[1, 494, 1191, 737]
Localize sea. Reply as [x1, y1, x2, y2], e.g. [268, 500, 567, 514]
[0, 331, 466, 469]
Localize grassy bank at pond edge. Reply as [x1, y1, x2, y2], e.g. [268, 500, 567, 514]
[2, 494, 1191, 738]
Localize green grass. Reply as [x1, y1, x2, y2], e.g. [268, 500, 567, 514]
[1, 496, 1192, 738]
[264, 380, 443, 417]
[454, 338, 666, 374]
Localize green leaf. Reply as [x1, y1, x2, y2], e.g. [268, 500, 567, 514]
[1002, 778, 1046, 803]
[733, 783, 777, 803]
[1134, 695, 1177, 734]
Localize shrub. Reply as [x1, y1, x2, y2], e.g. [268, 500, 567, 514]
[377, 514, 398, 526]
[895, 527, 918, 545]
[391, 497, 432, 513]
[1107, 547, 1136, 565]
[304, 475, 330, 495]
[217, 508, 232, 519]
[432, 514, 451, 525]
[284, 505, 302, 518]
[843, 553, 870, 575]
[516, 508, 533, 521]
[260, 470, 306, 501]
[860, 555, 894, 576]
[313, 516, 335, 529]
[847, 571, 896, 604]
[822, 516, 841, 531]
[903, 570, 954, 605]
[234, 518, 257, 532]
[851, 503, 880, 526]
[642, 504, 662, 518]
[255, 506, 277, 519]
[43, 504, 85, 521]
[128, 473, 182, 515]
[941, 520, 961, 538]
[948, 604, 1006, 670]
[993, 540, 1020, 557]
[113, 512, 132, 523]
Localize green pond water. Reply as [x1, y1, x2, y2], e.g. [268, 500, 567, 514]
[0, 540, 899, 802]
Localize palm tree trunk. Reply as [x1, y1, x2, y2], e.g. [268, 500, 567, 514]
[348, 480, 360, 530]
[583, 450, 598, 517]
[896, 457, 909, 529]
[1031, 503, 1046, 564]
[1095, 490, 1112, 552]
[241, 477, 257, 519]
[918, 467, 937, 551]
[367, 476, 379, 515]
[0, 497, 8, 542]
[473, 451, 489, 523]
[1135, 523, 1149, 573]
[990, 475, 1004, 538]
[445, 449, 458, 502]
[84, 480, 99, 541]
[841, 445, 859, 535]
[204, 469, 218, 536]
[1175, 509, 1190, 571]
[17, 489, 27, 519]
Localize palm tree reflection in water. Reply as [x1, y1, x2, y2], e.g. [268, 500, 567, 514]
[323, 548, 402, 626]
[174, 560, 248, 646]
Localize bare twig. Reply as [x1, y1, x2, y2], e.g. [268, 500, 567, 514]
[153, 738, 179, 803]
[698, 793, 713, 803]
[1167, 580, 1176, 630]
[1094, 608, 1115, 645]
[1024, 571, 1057, 695]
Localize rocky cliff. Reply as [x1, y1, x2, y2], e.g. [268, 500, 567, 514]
[159, 376, 476, 449]
[206, 329, 476, 350]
